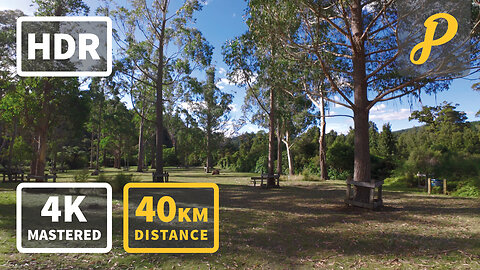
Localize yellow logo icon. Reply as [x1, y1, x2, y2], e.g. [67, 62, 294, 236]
[410, 13, 458, 65]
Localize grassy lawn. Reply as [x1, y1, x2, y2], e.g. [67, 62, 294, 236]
[1, 167, 479, 269]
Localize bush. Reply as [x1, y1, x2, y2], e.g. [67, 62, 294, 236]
[73, 169, 90, 182]
[96, 173, 110, 183]
[452, 183, 480, 197]
[327, 167, 351, 180]
[371, 154, 395, 180]
[255, 155, 268, 174]
[109, 173, 134, 193]
[303, 156, 320, 175]
[163, 147, 180, 166]
[383, 174, 417, 188]
[301, 168, 321, 181]
[452, 178, 480, 197]
[326, 141, 354, 176]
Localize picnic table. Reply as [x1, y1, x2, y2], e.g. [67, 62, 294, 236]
[345, 179, 384, 209]
[250, 174, 280, 188]
[2, 171, 57, 182]
[26, 173, 57, 182]
[2, 170, 25, 182]
[152, 171, 169, 182]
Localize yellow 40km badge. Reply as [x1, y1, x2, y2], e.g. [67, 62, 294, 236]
[123, 183, 219, 253]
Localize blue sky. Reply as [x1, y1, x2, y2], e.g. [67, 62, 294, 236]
[3, 0, 480, 135]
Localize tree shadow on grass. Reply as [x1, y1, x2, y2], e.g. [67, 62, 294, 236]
[1, 180, 479, 268]
[0, 202, 15, 232]
[207, 183, 480, 265]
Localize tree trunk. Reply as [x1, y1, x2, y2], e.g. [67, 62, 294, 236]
[154, 13, 167, 182]
[276, 119, 282, 175]
[351, 0, 371, 202]
[96, 86, 104, 172]
[34, 115, 48, 177]
[32, 80, 52, 178]
[30, 145, 37, 175]
[89, 131, 94, 168]
[282, 131, 294, 176]
[137, 113, 145, 172]
[319, 97, 328, 180]
[102, 148, 107, 167]
[114, 148, 122, 169]
[7, 117, 17, 173]
[52, 146, 57, 172]
[206, 116, 212, 173]
[286, 146, 293, 176]
[267, 87, 276, 187]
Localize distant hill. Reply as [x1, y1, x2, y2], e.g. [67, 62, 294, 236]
[393, 120, 480, 135]
[393, 126, 423, 135]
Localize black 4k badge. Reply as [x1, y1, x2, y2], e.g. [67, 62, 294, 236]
[16, 183, 112, 253]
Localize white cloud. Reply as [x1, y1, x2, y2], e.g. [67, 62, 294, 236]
[326, 122, 353, 135]
[220, 120, 238, 137]
[332, 95, 343, 108]
[216, 78, 235, 90]
[218, 67, 227, 75]
[1, 0, 36, 15]
[228, 104, 238, 112]
[179, 101, 207, 111]
[239, 124, 264, 134]
[371, 103, 387, 111]
[362, 2, 375, 13]
[370, 108, 411, 121]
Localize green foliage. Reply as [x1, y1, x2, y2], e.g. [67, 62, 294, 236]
[452, 179, 480, 197]
[304, 156, 321, 175]
[326, 140, 354, 176]
[378, 123, 397, 158]
[328, 168, 351, 181]
[254, 155, 267, 174]
[109, 173, 134, 193]
[383, 176, 416, 188]
[301, 169, 322, 181]
[219, 132, 268, 173]
[73, 169, 90, 182]
[163, 148, 180, 167]
[371, 154, 394, 181]
[96, 174, 109, 183]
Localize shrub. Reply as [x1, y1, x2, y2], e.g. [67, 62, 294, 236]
[304, 156, 320, 175]
[96, 173, 110, 183]
[371, 154, 395, 180]
[163, 147, 180, 166]
[326, 141, 354, 176]
[452, 178, 480, 197]
[327, 168, 351, 180]
[255, 155, 268, 174]
[73, 169, 90, 182]
[302, 168, 321, 181]
[452, 184, 480, 197]
[109, 173, 134, 193]
[382, 174, 417, 188]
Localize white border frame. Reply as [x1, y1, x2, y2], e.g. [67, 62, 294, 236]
[16, 16, 112, 77]
[16, 182, 112, 253]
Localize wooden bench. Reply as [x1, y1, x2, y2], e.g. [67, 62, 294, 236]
[2, 171, 25, 182]
[345, 179, 383, 209]
[152, 171, 169, 182]
[250, 174, 280, 188]
[26, 173, 57, 182]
